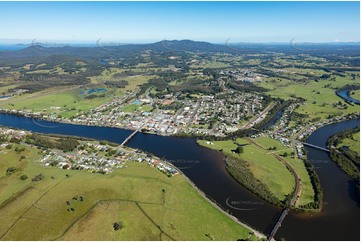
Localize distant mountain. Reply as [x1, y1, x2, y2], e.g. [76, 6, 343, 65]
[154, 39, 231, 52]
[0, 40, 236, 60]
[0, 39, 359, 62]
[0, 44, 30, 51]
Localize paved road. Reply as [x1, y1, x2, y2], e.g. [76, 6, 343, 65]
[241, 102, 275, 129]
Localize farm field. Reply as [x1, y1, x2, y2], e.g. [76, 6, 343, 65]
[190, 60, 230, 69]
[0, 144, 258, 241]
[0, 87, 114, 118]
[258, 74, 360, 122]
[350, 89, 360, 100]
[0, 66, 158, 118]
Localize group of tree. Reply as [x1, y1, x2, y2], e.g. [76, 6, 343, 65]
[233, 146, 244, 154]
[297, 160, 323, 210]
[25, 134, 79, 152]
[31, 173, 44, 182]
[327, 127, 359, 181]
[225, 157, 285, 207]
[104, 80, 128, 88]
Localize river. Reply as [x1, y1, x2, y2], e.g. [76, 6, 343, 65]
[336, 89, 360, 105]
[0, 113, 359, 240]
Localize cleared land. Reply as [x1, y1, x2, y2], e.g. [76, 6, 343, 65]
[258, 74, 359, 122]
[198, 138, 295, 203]
[251, 136, 315, 207]
[0, 87, 113, 118]
[349, 89, 360, 101]
[0, 67, 158, 119]
[337, 132, 360, 155]
[0, 144, 258, 241]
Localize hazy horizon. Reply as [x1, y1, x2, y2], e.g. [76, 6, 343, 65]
[0, 1, 359, 43]
[0, 38, 360, 46]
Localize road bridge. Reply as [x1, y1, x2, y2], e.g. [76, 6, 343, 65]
[117, 126, 142, 151]
[302, 142, 330, 152]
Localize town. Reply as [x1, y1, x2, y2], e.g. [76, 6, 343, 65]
[0, 127, 178, 176]
[1, 86, 269, 137]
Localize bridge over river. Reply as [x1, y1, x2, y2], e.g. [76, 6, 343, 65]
[117, 125, 143, 152]
[302, 142, 330, 152]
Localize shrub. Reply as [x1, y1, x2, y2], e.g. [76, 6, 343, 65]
[32, 173, 44, 182]
[20, 175, 28, 180]
[6, 167, 17, 176]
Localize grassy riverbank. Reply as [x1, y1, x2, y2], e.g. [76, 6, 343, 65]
[197, 137, 316, 208]
[337, 130, 360, 155]
[0, 143, 259, 241]
[349, 89, 360, 101]
[328, 127, 360, 180]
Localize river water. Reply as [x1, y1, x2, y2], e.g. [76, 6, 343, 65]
[0, 113, 359, 240]
[336, 89, 360, 105]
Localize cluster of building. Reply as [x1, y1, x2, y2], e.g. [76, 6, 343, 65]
[148, 159, 178, 176]
[69, 90, 266, 137]
[0, 127, 27, 140]
[219, 69, 265, 82]
[0, 88, 267, 137]
[38, 140, 179, 176]
[252, 107, 358, 160]
[40, 150, 125, 174]
[262, 102, 303, 139]
[297, 114, 358, 140]
[0, 124, 179, 177]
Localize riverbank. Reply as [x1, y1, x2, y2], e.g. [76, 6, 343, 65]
[196, 113, 360, 213]
[0, 122, 269, 238]
[0, 107, 273, 140]
[0, 112, 359, 240]
[0, 128, 262, 241]
[335, 85, 360, 105]
[1, 110, 357, 211]
[327, 127, 360, 180]
[197, 138, 311, 211]
[162, 159, 267, 239]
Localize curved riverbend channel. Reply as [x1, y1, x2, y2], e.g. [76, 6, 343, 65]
[336, 89, 360, 105]
[0, 112, 359, 240]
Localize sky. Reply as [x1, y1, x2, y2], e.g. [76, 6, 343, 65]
[0, 1, 359, 44]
